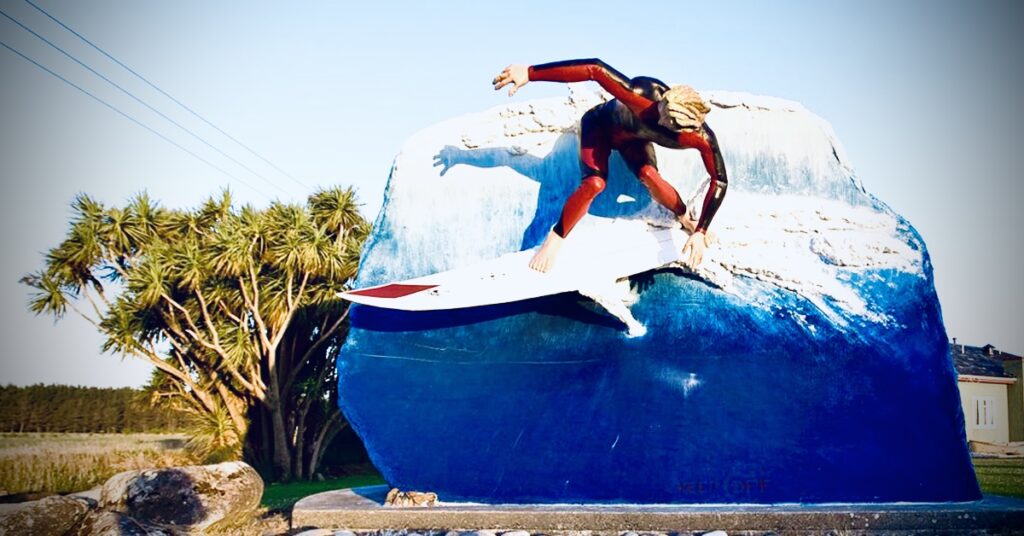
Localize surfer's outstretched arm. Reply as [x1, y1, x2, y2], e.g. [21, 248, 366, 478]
[530, 59, 655, 115]
[494, 59, 655, 115]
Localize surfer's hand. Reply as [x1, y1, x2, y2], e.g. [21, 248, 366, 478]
[702, 229, 716, 246]
[682, 232, 707, 268]
[678, 213, 698, 234]
[432, 146, 459, 176]
[680, 214, 716, 245]
[493, 64, 529, 97]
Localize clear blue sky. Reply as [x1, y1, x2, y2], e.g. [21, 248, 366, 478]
[1, 0, 1022, 387]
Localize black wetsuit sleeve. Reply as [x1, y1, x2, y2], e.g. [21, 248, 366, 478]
[696, 125, 728, 233]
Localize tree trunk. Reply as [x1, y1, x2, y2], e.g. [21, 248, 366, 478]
[292, 394, 314, 480]
[292, 398, 306, 481]
[212, 374, 248, 438]
[269, 405, 291, 480]
[293, 431, 305, 480]
[307, 412, 345, 480]
[259, 405, 272, 471]
[267, 380, 293, 481]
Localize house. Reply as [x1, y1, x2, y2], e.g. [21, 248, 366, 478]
[951, 340, 1024, 444]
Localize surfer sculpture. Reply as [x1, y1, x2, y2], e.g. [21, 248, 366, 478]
[492, 59, 728, 272]
[340, 59, 730, 334]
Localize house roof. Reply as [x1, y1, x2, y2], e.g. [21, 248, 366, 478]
[951, 343, 1020, 378]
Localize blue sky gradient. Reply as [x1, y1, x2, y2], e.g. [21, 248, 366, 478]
[1, 0, 1021, 386]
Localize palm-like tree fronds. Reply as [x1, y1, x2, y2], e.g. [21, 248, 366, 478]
[24, 186, 371, 481]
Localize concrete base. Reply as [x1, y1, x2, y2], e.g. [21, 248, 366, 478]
[292, 485, 1024, 534]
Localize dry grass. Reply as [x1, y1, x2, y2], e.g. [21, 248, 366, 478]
[0, 432, 196, 496]
[222, 508, 291, 536]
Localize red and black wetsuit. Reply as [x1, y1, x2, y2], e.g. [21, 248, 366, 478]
[528, 59, 728, 237]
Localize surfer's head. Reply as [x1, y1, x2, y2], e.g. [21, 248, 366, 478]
[658, 85, 710, 132]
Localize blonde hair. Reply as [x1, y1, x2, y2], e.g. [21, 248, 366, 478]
[660, 85, 710, 131]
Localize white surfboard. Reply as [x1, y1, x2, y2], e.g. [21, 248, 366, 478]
[338, 217, 689, 318]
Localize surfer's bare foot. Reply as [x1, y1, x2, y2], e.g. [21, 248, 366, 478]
[529, 232, 564, 273]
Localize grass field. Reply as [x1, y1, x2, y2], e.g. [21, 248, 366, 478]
[261, 473, 385, 510]
[2, 432, 1021, 509]
[0, 432, 193, 497]
[0, 432, 382, 510]
[973, 457, 1024, 498]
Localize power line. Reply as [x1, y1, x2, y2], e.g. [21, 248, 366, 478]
[22, 0, 312, 192]
[0, 38, 275, 201]
[0, 8, 293, 198]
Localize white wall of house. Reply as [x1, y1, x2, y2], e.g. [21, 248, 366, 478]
[958, 380, 1010, 444]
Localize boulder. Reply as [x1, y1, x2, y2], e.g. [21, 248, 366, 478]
[337, 87, 980, 503]
[98, 461, 262, 534]
[0, 495, 90, 536]
[70, 511, 161, 536]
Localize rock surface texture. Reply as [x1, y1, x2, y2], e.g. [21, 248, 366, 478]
[337, 86, 980, 503]
[0, 461, 263, 535]
[0, 495, 90, 535]
[99, 461, 263, 534]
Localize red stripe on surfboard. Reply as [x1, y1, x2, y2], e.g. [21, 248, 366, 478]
[348, 283, 438, 299]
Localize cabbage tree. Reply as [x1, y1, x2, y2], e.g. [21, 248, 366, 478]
[23, 187, 369, 481]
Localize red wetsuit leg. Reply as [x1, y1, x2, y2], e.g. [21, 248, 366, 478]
[619, 141, 687, 217]
[553, 107, 610, 238]
[553, 175, 606, 238]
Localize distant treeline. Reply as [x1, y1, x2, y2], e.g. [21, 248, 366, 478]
[0, 384, 188, 433]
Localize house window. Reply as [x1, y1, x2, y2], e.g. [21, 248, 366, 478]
[973, 397, 996, 429]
